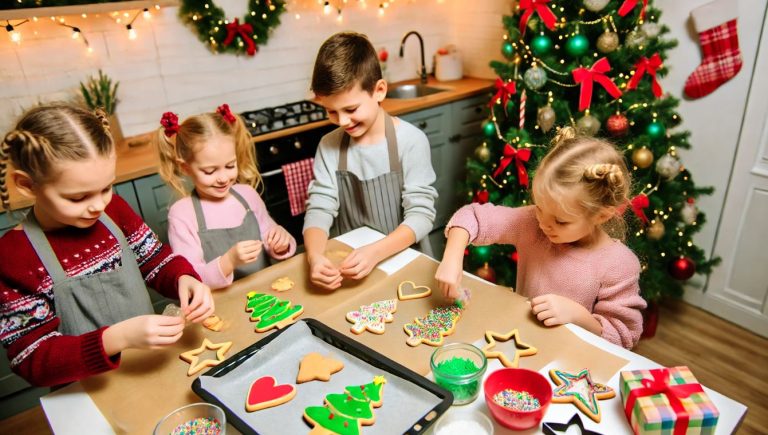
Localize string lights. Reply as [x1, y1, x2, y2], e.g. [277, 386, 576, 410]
[5, 19, 29, 43]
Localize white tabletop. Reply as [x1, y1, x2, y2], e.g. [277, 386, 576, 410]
[40, 227, 747, 434]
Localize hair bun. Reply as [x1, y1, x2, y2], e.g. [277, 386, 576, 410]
[584, 163, 621, 184]
[93, 108, 111, 132]
[552, 126, 577, 147]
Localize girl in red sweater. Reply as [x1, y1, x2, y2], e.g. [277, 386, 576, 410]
[436, 127, 646, 349]
[0, 104, 214, 386]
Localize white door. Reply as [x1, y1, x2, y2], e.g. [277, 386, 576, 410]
[702, 25, 768, 338]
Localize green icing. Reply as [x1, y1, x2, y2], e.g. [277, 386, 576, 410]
[246, 293, 276, 318]
[345, 381, 383, 404]
[304, 406, 360, 435]
[256, 304, 303, 329]
[325, 393, 374, 420]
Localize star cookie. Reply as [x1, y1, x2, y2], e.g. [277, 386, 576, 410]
[346, 299, 397, 334]
[179, 338, 232, 376]
[482, 329, 538, 368]
[549, 368, 615, 423]
[397, 280, 432, 301]
[297, 353, 345, 383]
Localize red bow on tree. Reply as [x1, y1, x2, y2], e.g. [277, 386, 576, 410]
[618, 0, 649, 21]
[518, 0, 557, 36]
[624, 369, 704, 435]
[160, 112, 179, 138]
[630, 193, 650, 224]
[216, 104, 237, 124]
[489, 78, 516, 114]
[493, 143, 531, 187]
[223, 18, 257, 56]
[627, 53, 663, 98]
[572, 57, 622, 111]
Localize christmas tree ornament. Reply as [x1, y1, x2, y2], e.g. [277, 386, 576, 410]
[631, 147, 654, 168]
[684, 0, 742, 99]
[502, 41, 515, 58]
[519, 89, 527, 129]
[583, 0, 610, 12]
[606, 113, 629, 137]
[681, 199, 698, 225]
[510, 251, 519, 263]
[646, 121, 666, 139]
[493, 143, 532, 187]
[537, 105, 556, 132]
[531, 33, 553, 55]
[647, 220, 665, 240]
[524, 66, 548, 90]
[517, 0, 557, 36]
[669, 256, 696, 280]
[630, 194, 650, 224]
[473, 190, 490, 204]
[627, 54, 663, 98]
[475, 263, 497, 283]
[576, 114, 601, 135]
[475, 144, 491, 162]
[597, 31, 620, 53]
[572, 57, 622, 111]
[483, 120, 496, 138]
[619, 0, 649, 20]
[655, 154, 682, 180]
[641, 22, 661, 39]
[625, 30, 647, 47]
[565, 34, 590, 57]
[490, 78, 517, 114]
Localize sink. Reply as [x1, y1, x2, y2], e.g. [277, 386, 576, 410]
[386, 84, 447, 99]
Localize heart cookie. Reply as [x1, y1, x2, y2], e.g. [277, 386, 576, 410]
[245, 376, 297, 412]
[397, 281, 432, 301]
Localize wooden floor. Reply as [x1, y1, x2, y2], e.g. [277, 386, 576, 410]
[1, 300, 766, 434]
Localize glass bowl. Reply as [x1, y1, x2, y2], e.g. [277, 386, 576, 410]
[433, 408, 494, 435]
[430, 342, 488, 405]
[153, 402, 226, 435]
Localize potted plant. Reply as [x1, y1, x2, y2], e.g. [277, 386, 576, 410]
[80, 70, 122, 144]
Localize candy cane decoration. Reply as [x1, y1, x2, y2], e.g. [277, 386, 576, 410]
[519, 89, 527, 129]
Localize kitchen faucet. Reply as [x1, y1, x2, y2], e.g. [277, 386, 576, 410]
[399, 31, 428, 85]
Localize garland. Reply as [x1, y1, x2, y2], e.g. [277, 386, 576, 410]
[179, 0, 285, 56]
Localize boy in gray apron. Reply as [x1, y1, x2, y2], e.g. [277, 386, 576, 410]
[303, 32, 438, 290]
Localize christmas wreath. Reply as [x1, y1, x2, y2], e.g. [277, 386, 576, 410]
[179, 0, 285, 56]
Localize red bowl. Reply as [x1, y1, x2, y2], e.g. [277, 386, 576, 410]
[483, 368, 552, 430]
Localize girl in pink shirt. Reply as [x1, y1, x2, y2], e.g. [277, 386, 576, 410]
[436, 127, 646, 349]
[155, 105, 296, 289]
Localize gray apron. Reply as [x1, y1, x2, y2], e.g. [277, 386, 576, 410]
[22, 211, 153, 336]
[191, 188, 267, 280]
[333, 113, 433, 255]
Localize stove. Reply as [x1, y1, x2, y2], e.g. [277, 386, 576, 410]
[241, 100, 327, 136]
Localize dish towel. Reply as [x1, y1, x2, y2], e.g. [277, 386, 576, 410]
[282, 158, 315, 216]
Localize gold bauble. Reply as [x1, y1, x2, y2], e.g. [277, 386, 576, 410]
[537, 105, 556, 133]
[632, 147, 654, 169]
[647, 220, 665, 240]
[597, 31, 619, 53]
[475, 145, 491, 162]
[576, 114, 601, 136]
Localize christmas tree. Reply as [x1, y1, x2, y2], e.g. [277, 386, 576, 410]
[463, 0, 719, 302]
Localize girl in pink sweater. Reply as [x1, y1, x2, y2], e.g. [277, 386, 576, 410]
[436, 127, 646, 349]
[156, 105, 296, 289]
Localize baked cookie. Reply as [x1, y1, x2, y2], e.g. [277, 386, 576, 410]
[549, 368, 615, 423]
[482, 329, 538, 368]
[304, 406, 361, 435]
[179, 338, 232, 376]
[297, 353, 345, 383]
[245, 376, 297, 412]
[271, 277, 295, 292]
[345, 299, 397, 335]
[202, 315, 224, 332]
[397, 281, 432, 301]
[245, 292, 304, 332]
[403, 305, 462, 347]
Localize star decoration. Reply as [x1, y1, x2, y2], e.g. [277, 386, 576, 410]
[373, 375, 387, 386]
[549, 368, 615, 423]
[179, 338, 233, 376]
[482, 329, 538, 367]
[542, 413, 602, 435]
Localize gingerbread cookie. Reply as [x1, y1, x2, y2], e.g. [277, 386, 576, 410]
[549, 368, 615, 423]
[345, 299, 397, 335]
[245, 376, 297, 412]
[179, 338, 232, 376]
[202, 315, 224, 332]
[271, 277, 295, 292]
[245, 292, 304, 332]
[482, 329, 538, 368]
[297, 353, 344, 383]
[397, 280, 432, 301]
[403, 305, 462, 347]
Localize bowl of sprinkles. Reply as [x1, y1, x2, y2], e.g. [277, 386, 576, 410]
[153, 403, 225, 435]
[483, 368, 552, 430]
[430, 343, 488, 405]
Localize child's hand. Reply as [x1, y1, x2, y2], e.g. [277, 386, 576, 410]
[339, 245, 381, 280]
[530, 294, 588, 326]
[435, 258, 464, 301]
[266, 226, 292, 255]
[103, 315, 185, 354]
[226, 240, 263, 267]
[308, 254, 342, 290]
[177, 275, 215, 323]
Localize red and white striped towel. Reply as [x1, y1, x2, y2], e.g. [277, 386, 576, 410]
[282, 158, 315, 216]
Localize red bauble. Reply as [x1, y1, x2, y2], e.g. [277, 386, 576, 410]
[510, 251, 519, 263]
[669, 256, 696, 280]
[606, 113, 629, 137]
[475, 262, 497, 283]
[474, 190, 490, 204]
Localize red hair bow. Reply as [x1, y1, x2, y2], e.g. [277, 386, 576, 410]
[160, 112, 180, 137]
[217, 104, 237, 124]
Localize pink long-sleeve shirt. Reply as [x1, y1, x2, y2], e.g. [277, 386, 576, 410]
[446, 203, 646, 349]
[167, 184, 296, 289]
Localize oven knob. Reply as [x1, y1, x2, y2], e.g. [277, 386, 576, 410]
[294, 139, 302, 149]
[270, 145, 279, 155]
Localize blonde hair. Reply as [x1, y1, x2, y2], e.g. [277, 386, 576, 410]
[155, 109, 261, 197]
[1, 103, 114, 210]
[533, 126, 631, 238]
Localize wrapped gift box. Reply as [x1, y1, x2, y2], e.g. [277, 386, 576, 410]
[620, 366, 719, 435]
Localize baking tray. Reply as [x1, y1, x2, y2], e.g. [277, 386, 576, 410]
[192, 319, 453, 434]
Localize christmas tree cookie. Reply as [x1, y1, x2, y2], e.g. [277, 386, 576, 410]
[325, 393, 375, 425]
[403, 305, 462, 346]
[303, 376, 386, 433]
[245, 292, 303, 332]
[345, 299, 397, 335]
[344, 376, 386, 408]
[304, 406, 361, 435]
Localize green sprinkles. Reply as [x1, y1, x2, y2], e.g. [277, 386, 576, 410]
[434, 356, 482, 402]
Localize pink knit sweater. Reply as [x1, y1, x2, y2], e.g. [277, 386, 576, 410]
[446, 204, 646, 349]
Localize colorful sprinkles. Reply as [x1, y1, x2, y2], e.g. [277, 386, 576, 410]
[492, 388, 541, 411]
[404, 305, 462, 346]
[169, 417, 223, 435]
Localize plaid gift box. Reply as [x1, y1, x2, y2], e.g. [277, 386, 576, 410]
[620, 366, 718, 435]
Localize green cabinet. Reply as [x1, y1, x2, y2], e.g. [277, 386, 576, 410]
[133, 173, 174, 246]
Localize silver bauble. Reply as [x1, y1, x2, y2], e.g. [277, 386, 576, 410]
[597, 32, 620, 53]
[524, 66, 548, 90]
[641, 22, 661, 39]
[576, 114, 601, 135]
[583, 0, 610, 12]
[681, 202, 698, 225]
[655, 154, 682, 180]
[625, 30, 647, 47]
[537, 105, 556, 133]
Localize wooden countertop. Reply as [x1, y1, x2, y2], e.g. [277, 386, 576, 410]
[2, 77, 493, 211]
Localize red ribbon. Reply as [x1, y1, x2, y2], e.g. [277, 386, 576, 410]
[630, 194, 650, 224]
[572, 57, 622, 111]
[618, 0, 649, 20]
[160, 112, 179, 138]
[493, 143, 531, 187]
[223, 18, 257, 56]
[624, 368, 704, 435]
[518, 0, 557, 35]
[489, 78, 516, 113]
[627, 54, 663, 98]
[216, 104, 237, 124]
